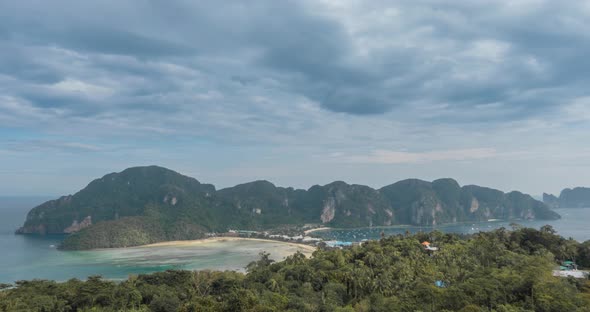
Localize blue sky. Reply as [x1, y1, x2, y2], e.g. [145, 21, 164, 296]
[1, 0, 589, 196]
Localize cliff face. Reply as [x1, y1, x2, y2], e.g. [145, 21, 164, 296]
[16, 195, 75, 234]
[309, 182, 393, 228]
[543, 187, 590, 208]
[215, 180, 394, 228]
[63, 216, 92, 233]
[16, 166, 560, 249]
[543, 193, 560, 209]
[559, 187, 590, 208]
[17, 166, 216, 235]
[379, 180, 559, 226]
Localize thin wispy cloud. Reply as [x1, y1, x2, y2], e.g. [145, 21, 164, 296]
[2, 140, 103, 153]
[343, 148, 498, 164]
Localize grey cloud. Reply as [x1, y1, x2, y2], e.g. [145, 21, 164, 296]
[244, 3, 393, 114]
[320, 88, 390, 115]
[0, 1, 197, 58]
[58, 27, 195, 57]
[1, 0, 589, 121]
[0, 43, 64, 83]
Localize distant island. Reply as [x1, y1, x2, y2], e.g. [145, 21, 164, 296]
[543, 187, 590, 208]
[16, 166, 560, 250]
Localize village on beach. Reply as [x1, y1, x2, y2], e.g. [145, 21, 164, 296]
[204, 228, 354, 248]
[204, 224, 376, 249]
[205, 225, 445, 250]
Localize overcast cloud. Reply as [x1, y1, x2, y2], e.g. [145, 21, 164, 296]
[1, 0, 589, 196]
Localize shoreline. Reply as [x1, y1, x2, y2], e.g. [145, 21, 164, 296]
[305, 219, 529, 234]
[140, 237, 317, 253]
[303, 227, 332, 235]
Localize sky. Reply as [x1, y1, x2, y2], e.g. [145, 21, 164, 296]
[1, 0, 589, 197]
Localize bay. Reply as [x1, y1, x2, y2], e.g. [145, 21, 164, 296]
[0, 197, 311, 284]
[1, 197, 589, 284]
[311, 208, 590, 242]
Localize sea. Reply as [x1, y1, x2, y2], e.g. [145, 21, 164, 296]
[312, 209, 590, 242]
[0, 197, 310, 284]
[1, 197, 589, 284]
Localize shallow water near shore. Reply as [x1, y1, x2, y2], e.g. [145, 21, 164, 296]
[0, 232, 312, 283]
[1, 197, 589, 284]
[0, 197, 312, 283]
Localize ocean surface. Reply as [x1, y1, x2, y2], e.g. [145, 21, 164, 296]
[0, 197, 310, 284]
[1, 197, 589, 284]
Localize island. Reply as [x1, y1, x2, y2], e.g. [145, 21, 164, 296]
[544, 187, 590, 208]
[16, 166, 560, 250]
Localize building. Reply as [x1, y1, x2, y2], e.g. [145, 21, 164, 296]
[552, 270, 588, 278]
[560, 261, 578, 271]
[422, 241, 439, 251]
[553, 261, 588, 278]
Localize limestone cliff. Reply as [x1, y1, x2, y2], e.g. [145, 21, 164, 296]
[544, 187, 590, 208]
[63, 216, 92, 233]
[16, 166, 560, 249]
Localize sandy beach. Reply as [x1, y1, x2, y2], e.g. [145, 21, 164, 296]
[142, 237, 317, 254]
[304, 227, 332, 235]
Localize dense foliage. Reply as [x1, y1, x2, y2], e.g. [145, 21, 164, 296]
[17, 166, 559, 250]
[2, 226, 590, 311]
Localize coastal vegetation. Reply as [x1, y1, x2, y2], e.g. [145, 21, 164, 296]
[17, 166, 560, 250]
[2, 226, 590, 311]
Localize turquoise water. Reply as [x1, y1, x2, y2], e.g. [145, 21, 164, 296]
[311, 208, 590, 242]
[0, 197, 310, 284]
[1, 197, 589, 284]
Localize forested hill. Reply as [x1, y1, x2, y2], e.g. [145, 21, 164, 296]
[544, 187, 590, 208]
[16, 166, 560, 250]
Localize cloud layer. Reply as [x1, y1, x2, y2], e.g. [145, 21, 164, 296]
[1, 0, 589, 196]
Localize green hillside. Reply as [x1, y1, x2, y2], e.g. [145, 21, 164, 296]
[16, 166, 560, 250]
